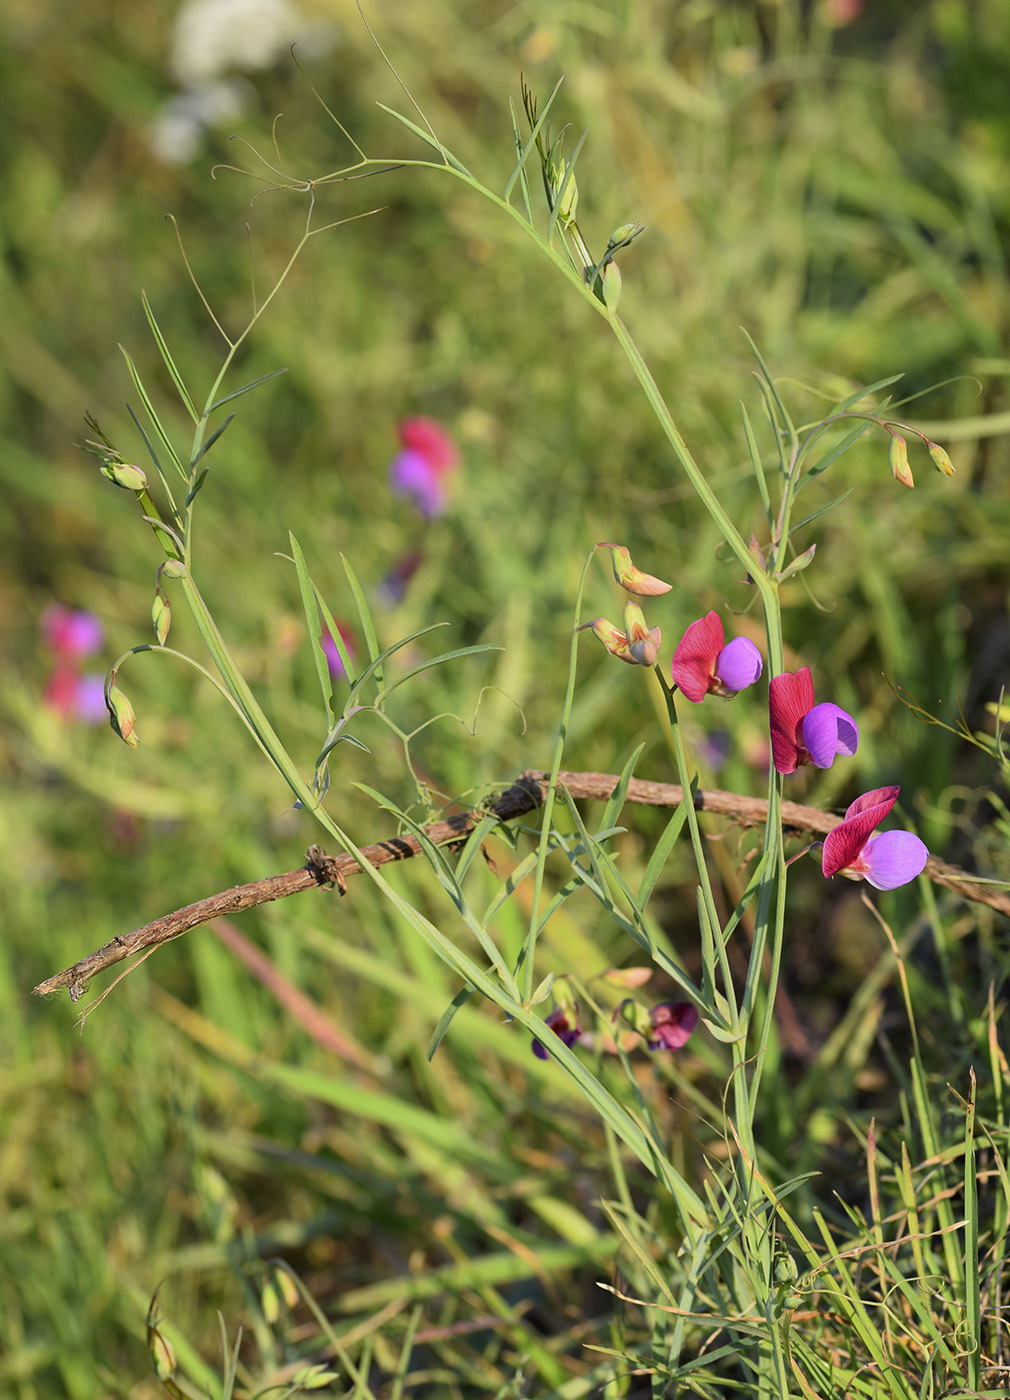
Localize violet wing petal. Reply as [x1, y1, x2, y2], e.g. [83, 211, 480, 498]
[716, 636, 763, 692]
[802, 702, 859, 768]
[862, 831, 929, 890]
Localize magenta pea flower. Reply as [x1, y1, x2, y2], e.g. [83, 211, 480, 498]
[671, 611, 763, 702]
[389, 416, 459, 518]
[769, 667, 858, 775]
[821, 786, 928, 890]
[531, 1005, 582, 1060]
[647, 1001, 699, 1051]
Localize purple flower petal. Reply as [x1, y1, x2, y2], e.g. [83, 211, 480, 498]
[801, 702, 859, 768]
[74, 674, 110, 724]
[390, 448, 446, 517]
[42, 604, 104, 659]
[647, 1001, 698, 1050]
[716, 636, 763, 694]
[861, 831, 928, 890]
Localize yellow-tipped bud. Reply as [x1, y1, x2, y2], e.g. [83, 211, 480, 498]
[603, 544, 672, 596]
[107, 682, 139, 748]
[926, 440, 956, 477]
[100, 460, 148, 491]
[888, 433, 914, 488]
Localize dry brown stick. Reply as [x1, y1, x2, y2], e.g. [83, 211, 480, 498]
[33, 770, 1007, 1003]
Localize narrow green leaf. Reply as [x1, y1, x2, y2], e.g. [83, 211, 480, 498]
[375, 103, 474, 176]
[546, 127, 588, 246]
[289, 532, 335, 728]
[503, 75, 565, 204]
[427, 984, 475, 1061]
[636, 801, 689, 912]
[141, 290, 198, 422]
[740, 400, 773, 526]
[341, 552, 382, 682]
[372, 643, 504, 705]
[788, 486, 855, 533]
[206, 366, 288, 414]
[506, 97, 535, 222]
[190, 412, 234, 469]
[119, 345, 186, 480]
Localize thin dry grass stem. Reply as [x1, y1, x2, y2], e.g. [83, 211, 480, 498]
[33, 769, 1008, 1004]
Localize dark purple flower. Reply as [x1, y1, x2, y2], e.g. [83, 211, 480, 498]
[671, 612, 762, 702]
[531, 1006, 582, 1060]
[821, 786, 928, 890]
[768, 667, 858, 775]
[647, 1002, 699, 1051]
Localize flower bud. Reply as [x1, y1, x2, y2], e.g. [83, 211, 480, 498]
[160, 559, 187, 579]
[603, 543, 672, 596]
[926, 440, 955, 477]
[148, 1324, 176, 1381]
[888, 433, 914, 488]
[107, 682, 139, 748]
[607, 221, 643, 249]
[100, 460, 148, 491]
[623, 602, 661, 667]
[552, 159, 578, 225]
[152, 591, 171, 646]
[600, 260, 622, 311]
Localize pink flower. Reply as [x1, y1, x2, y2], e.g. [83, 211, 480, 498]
[41, 604, 103, 659]
[821, 787, 928, 891]
[671, 612, 763, 702]
[769, 667, 858, 775]
[647, 1001, 699, 1051]
[390, 416, 459, 518]
[43, 667, 108, 723]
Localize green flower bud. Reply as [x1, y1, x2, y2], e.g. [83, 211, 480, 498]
[160, 559, 187, 579]
[608, 222, 641, 247]
[552, 159, 578, 226]
[107, 682, 139, 748]
[262, 1277, 280, 1325]
[888, 433, 914, 488]
[152, 591, 171, 646]
[601, 260, 622, 312]
[148, 1324, 176, 1381]
[100, 460, 148, 491]
[926, 440, 956, 477]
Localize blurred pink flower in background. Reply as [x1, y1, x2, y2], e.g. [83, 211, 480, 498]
[41, 605, 108, 723]
[320, 621, 355, 680]
[389, 416, 459, 518]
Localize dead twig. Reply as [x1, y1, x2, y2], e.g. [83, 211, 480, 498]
[33, 770, 1007, 1003]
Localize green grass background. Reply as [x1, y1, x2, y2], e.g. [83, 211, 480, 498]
[3, 1, 1010, 1395]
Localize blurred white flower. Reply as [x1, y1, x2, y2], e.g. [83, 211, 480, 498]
[149, 79, 251, 164]
[170, 0, 305, 86]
